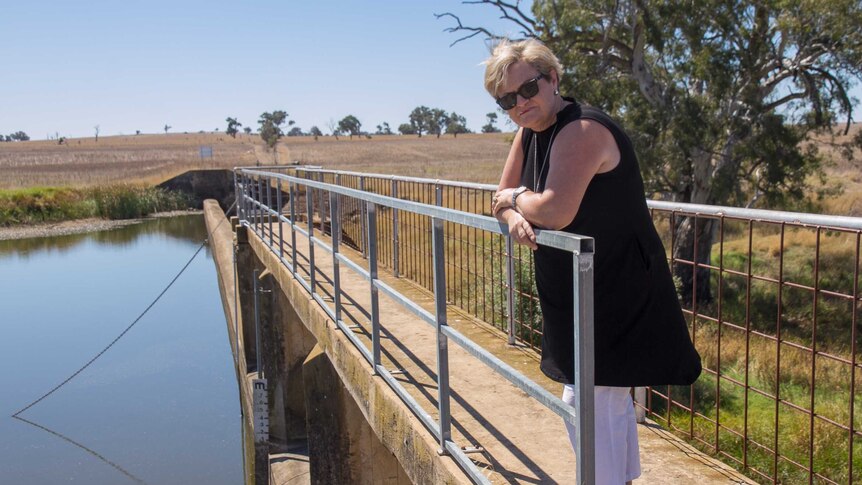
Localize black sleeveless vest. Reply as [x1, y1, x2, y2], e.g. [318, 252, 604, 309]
[520, 99, 702, 387]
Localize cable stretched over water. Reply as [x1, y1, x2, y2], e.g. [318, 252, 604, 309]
[12, 200, 236, 417]
[12, 415, 148, 484]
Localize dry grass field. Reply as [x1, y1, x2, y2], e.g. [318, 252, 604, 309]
[1, 127, 859, 214]
[0, 132, 269, 189]
[809, 123, 862, 215]
[0, 132, 511, 189]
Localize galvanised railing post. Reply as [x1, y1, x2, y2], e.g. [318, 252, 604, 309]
[266, 175, 274, 247]
[330, 190, 342, 327]
[572, 250, 595, 485]
[359, 175, 367, 258]
[256, 176, 263, 238]
[432, 183, 451, 453]
[246, 174, 252, 226]
[318, 171, 326, 234]
[505, 237, 516, 345]
[276, 178, 284, 260]
[289, 181, 297, 275]
[306, 185, 316, 295]
[242, 173, 249, 223]
[334, 174, 342, 245]
[368, 201, 381, 374]
[391, 178, 400, 278]
[435, 183, 444, 302]
[233, 171, 239, 221]
[243, 173, 251, 224]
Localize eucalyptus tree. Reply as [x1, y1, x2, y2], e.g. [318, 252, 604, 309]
[309, 126, 323, 140]
[446, 112, 470, 137]
[409, 106, 433, 137]
[482, 112, 501, 133]
[439, 0, 862, 302]
[259, 110, 288, 149]
[225, 117, 242, 138]
[338, 115, 362, 139]
[428, 108, 450, 138]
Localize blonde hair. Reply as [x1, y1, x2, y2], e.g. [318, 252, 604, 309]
[483, 38, 564, 98]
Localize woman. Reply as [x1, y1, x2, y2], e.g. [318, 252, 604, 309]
[485, 39, 701, 484]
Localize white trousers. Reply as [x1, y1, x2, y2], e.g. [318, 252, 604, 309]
[562, 385, 641, 484]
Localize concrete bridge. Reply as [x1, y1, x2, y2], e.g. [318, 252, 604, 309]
[201, 166, 768, 484]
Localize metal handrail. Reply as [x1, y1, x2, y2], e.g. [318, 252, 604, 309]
[269, 165, 862, 230]
[235, 167, 597, 485]
[245, 165, 862, 484]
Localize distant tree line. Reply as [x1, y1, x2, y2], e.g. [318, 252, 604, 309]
[0, 131, 30, 142]
[225, 108, 504, 143]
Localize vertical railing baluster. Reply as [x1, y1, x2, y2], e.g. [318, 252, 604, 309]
[773, 224, 786, 483]
[392, 179, 400, 278]
[267, 176, 274, 248]
[847, 232, 859, 485]
[289, 181, 297, 275]
[506, 236, 516, 345]
[432, 214, 451, 453]
[573, 248, 596, 485]
[242, 173, 249, 223]
[360, 175, 367, 258]
[233, 171, 239, 221]
[318, 171, 326, 234]
[330, 191, 342, 327]
[368, 202, 381, 373]
[277, 178, 284, 260]
[307, 185, 316, 295]
[256, 176, 263, 238]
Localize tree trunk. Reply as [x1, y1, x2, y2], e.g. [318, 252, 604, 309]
[672, 148, 716, 306]
[672, 216, 714, 306]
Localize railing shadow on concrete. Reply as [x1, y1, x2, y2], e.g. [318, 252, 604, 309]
[277, 166, 862, 485]
[235, 167, 597, 485]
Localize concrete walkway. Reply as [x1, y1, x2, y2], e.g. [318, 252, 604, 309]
[251, 220, 753, 485]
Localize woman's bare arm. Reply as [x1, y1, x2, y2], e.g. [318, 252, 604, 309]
[494, 119, 620, 230]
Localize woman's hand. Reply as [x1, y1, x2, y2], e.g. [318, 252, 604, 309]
[492, 187, 516, 216]
[503, 209, 537, 250]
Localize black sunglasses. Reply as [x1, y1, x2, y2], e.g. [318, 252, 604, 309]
[495, 74, 546, 110]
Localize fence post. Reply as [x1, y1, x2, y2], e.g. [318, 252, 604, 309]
[368, 202, 381, 374]
[572, 249, 596, 485]
[506, 237, 516, 345]
[266, 176, 274, 247]
[289, 182, 297, 275]
[330, 191, 342, 326]
[432, 213, 451, 453]
[392, 178, 400, 278]
[306, 185, 316, 295]
[318, 171, 326, 234]
[359, 176, 367, 258]
[256, 177, 263, 237]
[276, 178, 284, 260]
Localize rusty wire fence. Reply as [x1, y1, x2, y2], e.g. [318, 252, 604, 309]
[264, 166, 860, 484]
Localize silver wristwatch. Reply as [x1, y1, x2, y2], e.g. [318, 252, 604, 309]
[512, 186, 529, 212]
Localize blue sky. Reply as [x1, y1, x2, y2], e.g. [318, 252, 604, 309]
[1, 1, 531, 139]
[4, 2, 858, 141]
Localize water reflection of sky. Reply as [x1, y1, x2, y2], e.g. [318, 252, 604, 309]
[0, 215, 241, 485]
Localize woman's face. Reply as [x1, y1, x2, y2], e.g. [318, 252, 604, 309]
[499, 61, 558, 131]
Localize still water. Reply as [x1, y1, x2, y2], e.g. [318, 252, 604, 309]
[0, 215, 242, 484]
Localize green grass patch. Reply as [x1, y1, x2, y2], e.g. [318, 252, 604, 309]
[0, 185, 189, 226]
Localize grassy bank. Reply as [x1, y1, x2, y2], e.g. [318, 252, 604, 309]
[0, 185, 190, 226]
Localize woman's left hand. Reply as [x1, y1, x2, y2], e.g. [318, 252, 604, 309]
[492, 187, 516, 216]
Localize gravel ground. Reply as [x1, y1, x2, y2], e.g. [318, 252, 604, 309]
[0, 210, 203, 241]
